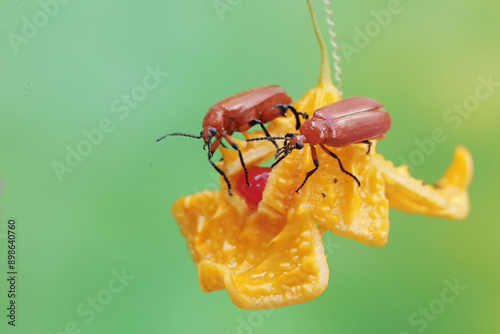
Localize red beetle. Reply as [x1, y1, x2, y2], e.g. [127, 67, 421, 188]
[157, 85, 308, 195]
[249, 96, 391, 192]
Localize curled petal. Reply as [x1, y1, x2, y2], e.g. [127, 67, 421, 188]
[372, 146, 473, 219]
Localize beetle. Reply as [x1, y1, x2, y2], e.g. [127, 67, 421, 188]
[248, 96, 391, 193]
[157, 85, 308, 195]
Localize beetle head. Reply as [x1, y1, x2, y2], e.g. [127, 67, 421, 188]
[201, 127, 217, 149]
[287, 134, 306, 150]
[271, 133, 307, 168]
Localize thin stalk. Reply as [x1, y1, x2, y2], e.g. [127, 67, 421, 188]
[307, 0, 333, 87]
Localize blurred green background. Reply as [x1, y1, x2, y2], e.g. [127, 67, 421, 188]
[0, 0, 499, 333]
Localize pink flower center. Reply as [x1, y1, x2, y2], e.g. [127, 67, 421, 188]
[236, 166, 272, 206]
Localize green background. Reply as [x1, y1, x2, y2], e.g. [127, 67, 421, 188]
[1, 0, 499, 333]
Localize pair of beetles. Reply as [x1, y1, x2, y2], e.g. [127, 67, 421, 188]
[158, 85, 391, 196]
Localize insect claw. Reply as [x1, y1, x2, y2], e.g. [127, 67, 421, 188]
[274, 104, 288, 117]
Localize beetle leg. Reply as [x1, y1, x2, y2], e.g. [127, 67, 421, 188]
[361, 140, 372, 154]
[319, 144, 361, 187]
[207, 138, 232, 196]
[212, 138, 227, 162]
[249, 119, 280, 155]
[224, 135, 250, 187]
[210, 137, 223, 154]
[208, 156, 232, 196]
[296, 146, 320, 193]
[275, 104, 308, 130]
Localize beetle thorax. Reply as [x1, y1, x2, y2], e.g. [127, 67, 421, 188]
[202, 107, 224, 137]
[299, 119, 327, 146]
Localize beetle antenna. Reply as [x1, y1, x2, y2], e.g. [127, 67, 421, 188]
[277, 146, 286, 155]
[274, 141, 290, 159]
[246, 136, 288, 142]
[276, 143, 291, 156]
[272, 149, 292, 168]
[157, 132, 202, 142]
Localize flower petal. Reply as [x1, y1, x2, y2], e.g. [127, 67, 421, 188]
[372, 146, 473, 219]
[298, 144, 390, 246]
[172, 190, 329, 309]
[172, 191, 245, 271]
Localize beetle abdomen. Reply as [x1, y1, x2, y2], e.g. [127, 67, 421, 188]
[216, 85, 291, 117]
[325, 110, 391, 147]
[314, 96, 384, 120]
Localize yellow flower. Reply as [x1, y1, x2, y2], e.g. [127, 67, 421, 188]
[170, 0, 473, 309]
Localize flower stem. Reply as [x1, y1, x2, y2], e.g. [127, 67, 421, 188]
[307, 0, 333, 87]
